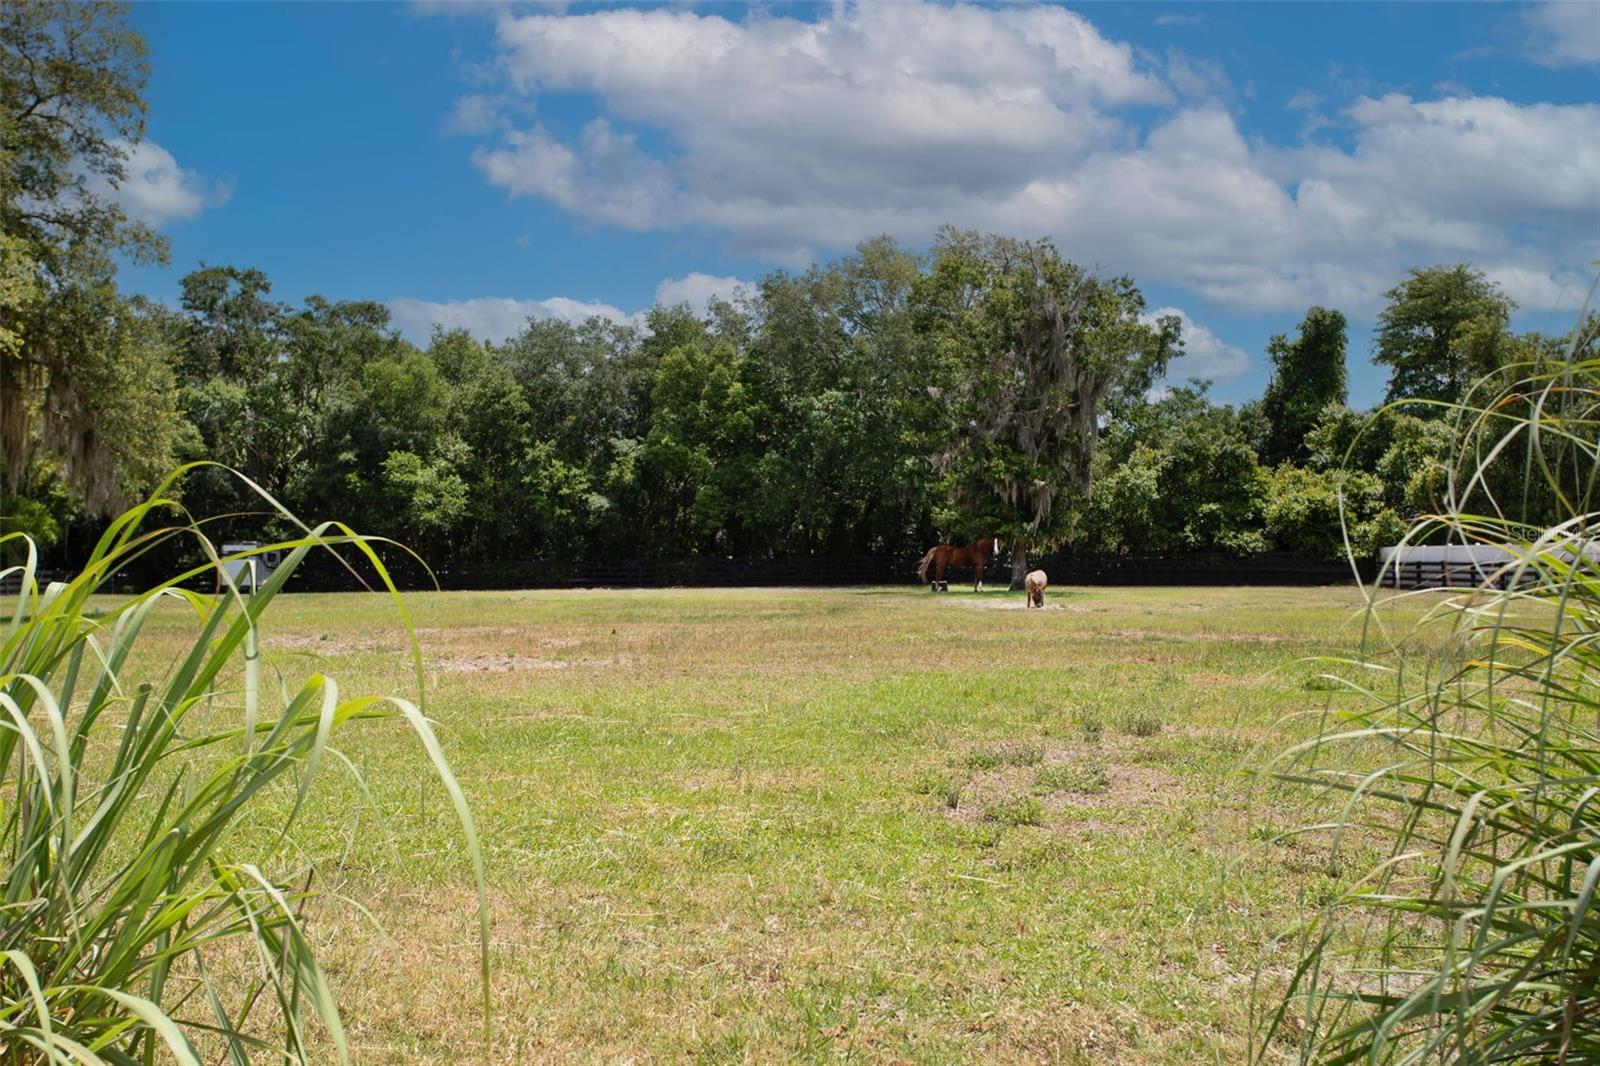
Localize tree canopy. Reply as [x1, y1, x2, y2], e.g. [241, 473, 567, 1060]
[1375, 264, 1515, 412]
[1259, 306, 1347, 466]
[914, 231, 1178, 582]
[2, 0, 180, 524]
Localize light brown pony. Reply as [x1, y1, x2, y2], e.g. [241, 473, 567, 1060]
[916, 536, 1000, 592]
[1025, 569, 1048, 608]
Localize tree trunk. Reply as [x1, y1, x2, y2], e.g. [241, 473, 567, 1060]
[1010, 544, 1028, 590]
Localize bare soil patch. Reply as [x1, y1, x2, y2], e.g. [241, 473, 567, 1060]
[433, 654, 628, 674]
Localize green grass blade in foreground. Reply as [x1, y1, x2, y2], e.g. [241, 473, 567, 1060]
[1254, 342, 1600, 1063]
[0, 465, 489, 1063]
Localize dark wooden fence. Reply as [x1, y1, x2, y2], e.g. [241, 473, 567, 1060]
[1375, 558, 1531, 590]
[5, 550, 1368, 596]
[262, 549, 1366, 592]
[1030, 551, 1367, 587]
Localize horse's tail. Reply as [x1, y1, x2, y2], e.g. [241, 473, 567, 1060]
[915, 547, 937, 583]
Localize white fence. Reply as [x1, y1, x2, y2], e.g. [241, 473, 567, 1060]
[1376, 542, 1600, 589]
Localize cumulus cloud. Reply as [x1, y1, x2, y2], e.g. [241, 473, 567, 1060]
[387, 295, 634, 344]
[455, 2, 1600, 314]
[1164, 50, 1233, 99]
[1523, 1, 1600, 67]
[446, 93, 508, 135]
[90, 140, 230, 226]
[1144, 307, 1250, 383]
[473, 3, 1166, 255]
[1481, 264, 1598, 312]
[387, 272, 752, 344]
[653, 273, 749, 316]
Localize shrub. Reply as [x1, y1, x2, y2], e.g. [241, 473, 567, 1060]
[1264, 463, 1396, 560]
[1257, 352, 1600, 1062]
[0, 471, 487, 1062]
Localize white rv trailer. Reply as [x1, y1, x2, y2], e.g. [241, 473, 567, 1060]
[217, 541, 283, 592]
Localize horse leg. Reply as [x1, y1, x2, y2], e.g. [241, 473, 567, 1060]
[975, 560, 984, 592]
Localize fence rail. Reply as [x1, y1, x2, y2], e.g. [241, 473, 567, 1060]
[1376, 559, 1523, 590]
[259, 550, 1368, 592]
[4, 552, 1370, 596]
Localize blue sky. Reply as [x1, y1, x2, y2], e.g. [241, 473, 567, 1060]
[118, 1, 1600, 408]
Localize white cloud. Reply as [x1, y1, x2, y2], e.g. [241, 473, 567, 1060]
[1523, 1, 1600, 67]
[653, 273, 749, 317]
[91, 140, 230, 226]
[1143, 306, 1250, 383]
[455, 3, 1600, 314]
[1164, 50, 1232, 99]
[387, 294, 634, 344]
[388, 272, 751, 344]
[1028, 96, 1599, 314]
[473, 2, 1167, 256]
[472, 119, 672, 229]
[1481, 264, 1598, 312]
[446, 93, 507, 135]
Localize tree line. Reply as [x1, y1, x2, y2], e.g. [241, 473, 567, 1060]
[5, 2, 1595, 582]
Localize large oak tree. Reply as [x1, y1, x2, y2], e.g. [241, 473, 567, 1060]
[2, 1, 186, 533]
[914, 231, 1180, 586]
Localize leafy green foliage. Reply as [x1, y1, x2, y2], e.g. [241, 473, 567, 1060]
[1263, 464, 1404, 561]
[1259, 307, 1348, 466]
[1, 1, 177, 516]
[1375, 264, 1516, 409]
[1304, 404, 1452, 521]
[1087, 386, 1271, 556]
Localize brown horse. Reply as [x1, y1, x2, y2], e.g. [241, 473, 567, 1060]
[916, 536, 1000, 592]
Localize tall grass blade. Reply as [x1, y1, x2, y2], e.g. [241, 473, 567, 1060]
[0, 463, 489, 1062]
[1255, 317, 1600, 1062]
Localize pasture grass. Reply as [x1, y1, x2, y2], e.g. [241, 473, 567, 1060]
[1117, 711, 1164, 737]
[117, 582, 1423, 1062]
[1033, 762, 1111, 796]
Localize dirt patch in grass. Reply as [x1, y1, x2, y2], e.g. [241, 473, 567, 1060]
[940, 750, 1180, 830]
[434, 654, 628, 674]
[1111, 627, 1296, 645]
[949, 599, 1074, 611]
[268, 633, 382, 655]
[1044, 764, 1178, 811]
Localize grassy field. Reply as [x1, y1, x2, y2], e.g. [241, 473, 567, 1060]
[131, 582, 1414, 1063]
